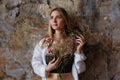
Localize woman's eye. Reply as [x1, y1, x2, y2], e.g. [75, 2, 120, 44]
[57, 16, 62, 18]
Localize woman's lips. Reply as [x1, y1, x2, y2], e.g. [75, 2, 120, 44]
[52, 24, 57, 26]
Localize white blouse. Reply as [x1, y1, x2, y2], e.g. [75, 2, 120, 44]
[31, 39, 86, 80]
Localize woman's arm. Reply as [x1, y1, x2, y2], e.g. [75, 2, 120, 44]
[31, 39, 48, 78]
[74, 34, 86, 74]
[74, 51, 86, 74]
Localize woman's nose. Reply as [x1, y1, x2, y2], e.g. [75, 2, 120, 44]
[53, 18, 56, 23]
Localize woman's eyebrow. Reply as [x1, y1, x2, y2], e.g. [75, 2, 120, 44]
[50, 14, 62, 18]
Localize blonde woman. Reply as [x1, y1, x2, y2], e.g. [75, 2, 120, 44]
[31, 7, 86, 80]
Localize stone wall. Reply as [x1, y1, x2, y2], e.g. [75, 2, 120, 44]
[0, 0, 120, 80]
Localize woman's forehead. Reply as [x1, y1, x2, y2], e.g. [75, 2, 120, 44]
[50, 10, 62, 16]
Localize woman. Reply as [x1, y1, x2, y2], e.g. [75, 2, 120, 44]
[31, 7, 86, 80]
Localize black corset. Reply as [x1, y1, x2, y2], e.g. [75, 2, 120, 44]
[46, 53, 74, 73]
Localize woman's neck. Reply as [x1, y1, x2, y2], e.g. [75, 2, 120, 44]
[54, 30, 67, 42]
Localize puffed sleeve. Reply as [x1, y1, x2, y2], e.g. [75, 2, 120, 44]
[31, 39, 47, 78]
[74, 51, 86, 74]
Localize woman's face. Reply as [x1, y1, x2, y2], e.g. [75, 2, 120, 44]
[50, 10, 66, 30]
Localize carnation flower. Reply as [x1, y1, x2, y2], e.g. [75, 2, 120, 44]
[45, 37, 53, 42]
[46, 48, 53, 54]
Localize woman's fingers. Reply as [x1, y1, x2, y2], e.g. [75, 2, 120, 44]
[76, 35, 85, 44]
[47, 57, 61, 70]
[54, 57, 61, 64]
[76, 34, 85, 41]
[76, 38, 84, 44]
[54, 57, 61, 68]
[49, 58, 56, 63]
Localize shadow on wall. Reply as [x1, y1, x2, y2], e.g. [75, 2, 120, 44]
[68, 0, 112, 80]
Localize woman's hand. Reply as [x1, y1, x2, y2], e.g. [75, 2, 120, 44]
[45, 57, 61, 72]
[75, 34, 85, 54]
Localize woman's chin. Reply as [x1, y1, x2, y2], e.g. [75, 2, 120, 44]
[52, 26, 59, 30]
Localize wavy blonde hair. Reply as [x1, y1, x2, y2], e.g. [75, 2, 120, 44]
[48, 7, 72, 37]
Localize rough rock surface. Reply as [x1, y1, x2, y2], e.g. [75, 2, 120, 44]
[0, 0, 120, 80]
